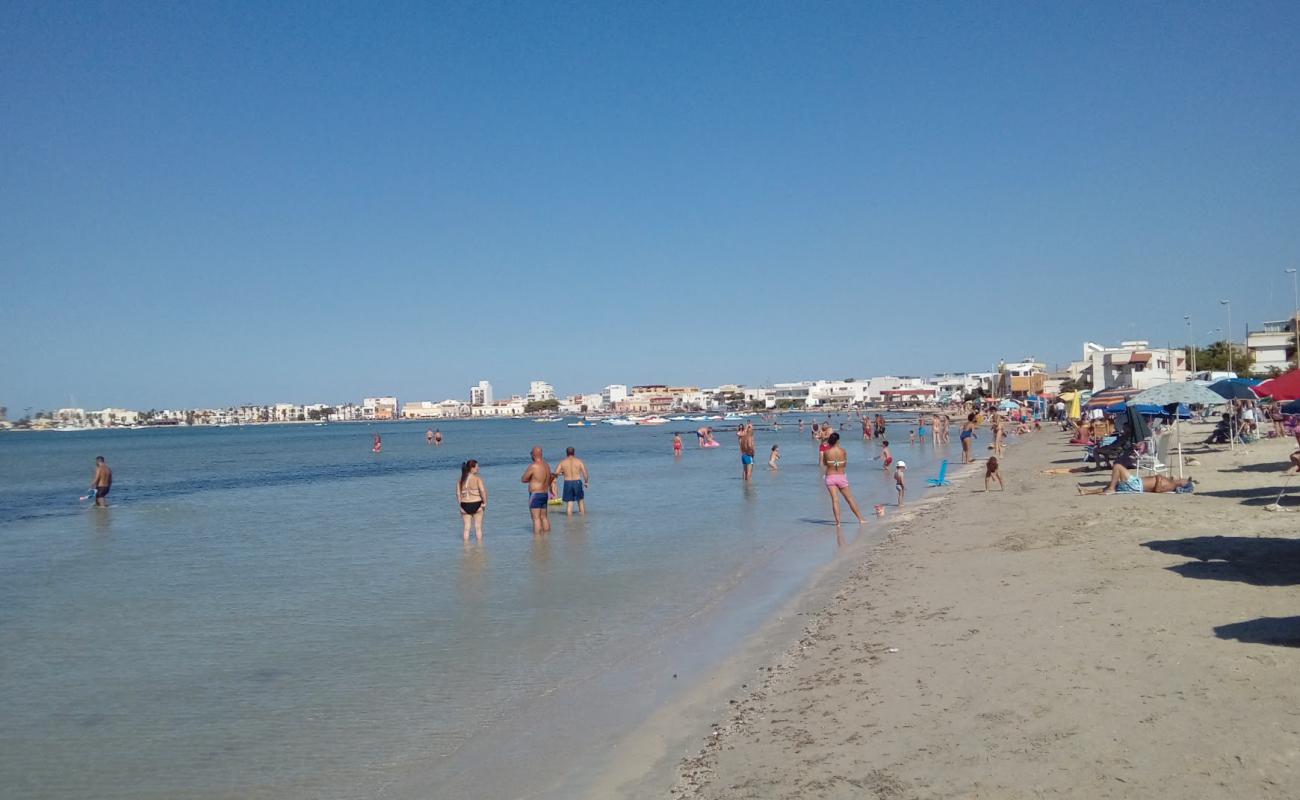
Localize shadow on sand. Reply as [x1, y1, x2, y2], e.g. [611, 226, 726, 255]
[1193, 486, 1300, 507]
[1217, 462, 1291, 474]
[1142, 536, 1300, 586]
[1214, 617, 1300, 648]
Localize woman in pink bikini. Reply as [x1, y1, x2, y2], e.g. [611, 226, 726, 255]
[820, 432, 866, 525]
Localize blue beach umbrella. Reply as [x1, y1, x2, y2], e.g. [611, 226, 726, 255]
[1209, 380, 1261, 401]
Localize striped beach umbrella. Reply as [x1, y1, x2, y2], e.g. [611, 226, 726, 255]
[1083, 387, 1141, 410]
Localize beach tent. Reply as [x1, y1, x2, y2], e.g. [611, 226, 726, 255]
[1256, 369, 1300, 401]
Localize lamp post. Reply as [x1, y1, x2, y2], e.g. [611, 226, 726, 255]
[1287, 268, 1298, 371]
[1184, 314, 1194, 376]
[1219, 299, 1232, 373]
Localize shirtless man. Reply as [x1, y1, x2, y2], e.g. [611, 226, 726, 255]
[520, 446, 555, 534]
[90, 456, 112, 507]
[555, 446, 590, 516]
[739, 422, 756, 481]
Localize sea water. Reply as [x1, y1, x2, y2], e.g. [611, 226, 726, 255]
[0, 416, 954, 799]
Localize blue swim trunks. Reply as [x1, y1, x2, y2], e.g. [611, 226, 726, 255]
[528, 492, 549, 509]
[741, 453, 754, 466]
[562, 479, 584, 502]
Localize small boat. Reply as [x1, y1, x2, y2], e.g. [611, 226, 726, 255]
[668, 415, 689, 421]
[566, 421, 592, 427]
[637, 416, 668, 425]
[605, 418, 637, 426]
[534, 417, 564, 423]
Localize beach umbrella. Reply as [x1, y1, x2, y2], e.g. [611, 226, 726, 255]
[1067, 392, 1081, 420]
[1130, 382, 1225, 408]
[1209, 380, 1260, 401]
[1084, 387, 1141, 410]
[1130, 383, 1227, 477]
[1256, 369, 1300, 401]
[1123, 403, 1152, 445]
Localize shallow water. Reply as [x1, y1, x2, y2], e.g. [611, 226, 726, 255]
[0, 416, 954, 799]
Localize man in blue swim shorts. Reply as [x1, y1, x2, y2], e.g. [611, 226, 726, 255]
[521, 446, 555, 534]
[739, 422, 756, 481]
[555, 446, 589, 516]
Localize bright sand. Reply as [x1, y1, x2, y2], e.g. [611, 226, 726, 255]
[616, 426, 1300, 798]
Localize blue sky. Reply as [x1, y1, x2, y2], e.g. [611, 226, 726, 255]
[3, 1, 1298, 412]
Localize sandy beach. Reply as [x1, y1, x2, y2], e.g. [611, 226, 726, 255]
[667, 426, 1300, 799]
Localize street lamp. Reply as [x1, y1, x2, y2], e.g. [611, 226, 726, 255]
[1184, 314, 1194, 375]
[1287, 268, 1298, 371]
[1219, 299, 1232, 373]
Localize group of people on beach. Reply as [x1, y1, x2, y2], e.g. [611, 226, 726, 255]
[457, 446, 591, 540]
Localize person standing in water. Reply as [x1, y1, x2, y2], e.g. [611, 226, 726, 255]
[434, 429, 443, 446]
[879, 440, 893, 470]
[373, 434, 382, 453]
[89, 456, 112, 508]
[739, 422, 756, 481]
[769, 444, 781, 470]
[821, 432, 866, 525]
[457, 460, 487, 541]
[555, 447, 589, 516]
[894, 460, 907, 507]
[960, 413, 977, 463]
[673, 433, 683, 456]
[521, 446, 555, 535]
[427, 429, 434, 445]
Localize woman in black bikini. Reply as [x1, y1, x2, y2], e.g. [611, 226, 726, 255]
[458, 460, 488, 541]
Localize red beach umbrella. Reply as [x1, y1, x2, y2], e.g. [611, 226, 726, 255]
[1256, 369, 1300, 401]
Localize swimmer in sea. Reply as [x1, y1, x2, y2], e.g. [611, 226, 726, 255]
[555, 447, 589, 516]
[769, 444, 780, 470]
[427, 429, 434, 445]
[739, 422, 756, 481]
[373, 434, 382, 453]
[520, 446, 555, 535]
[820, 432, 866, 525]
[457, 459, 487, 541]
[434, 429, 442, 446]
[89, 456, 112, 508]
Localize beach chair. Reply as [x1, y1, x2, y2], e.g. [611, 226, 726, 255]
[926, 460, 950, 487]
[1136, 432, 1171, 476]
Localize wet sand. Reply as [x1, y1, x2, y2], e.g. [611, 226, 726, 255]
[663, 426, 1300, 799]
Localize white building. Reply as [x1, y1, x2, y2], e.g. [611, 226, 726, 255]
[601, 384, 629, 408]
[1069, 342, 1188, 391]
[402, 401, 443, 419]
[527, 381, 556, 402]
[470, 380, 494, 406]
[1247, 319, 1297, 375]
[361, 397, 399, 420]
[471, 399, 525, 417]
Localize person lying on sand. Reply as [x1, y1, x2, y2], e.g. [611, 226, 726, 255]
[1077, 462, 1193, 495]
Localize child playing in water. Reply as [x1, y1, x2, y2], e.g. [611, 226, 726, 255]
[894, 460, 907, 507]
[985, 456, 1004, 491]
[673, 434, 683, 455]
[769, 444, 780, 470]
[908, 429, 916, 444]
[879, 441, 893, 470]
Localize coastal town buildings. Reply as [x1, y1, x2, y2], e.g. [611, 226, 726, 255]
[1068, 342, 1188, 391]
[601, 384, 628, 408]
[526, 381, 556, 403]
[996, 359, 1047, 398]
[469, 381, 494, 406]
[1246, 317, 1299, 374]
[361, 397, 399, 420]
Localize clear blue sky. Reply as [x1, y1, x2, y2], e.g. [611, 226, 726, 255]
[3, 1, 1298, 412]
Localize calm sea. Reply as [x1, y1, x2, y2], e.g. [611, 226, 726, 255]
[0, 416, 954, 799]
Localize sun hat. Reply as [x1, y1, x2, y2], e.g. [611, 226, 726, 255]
[897, 460, 906, 468]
